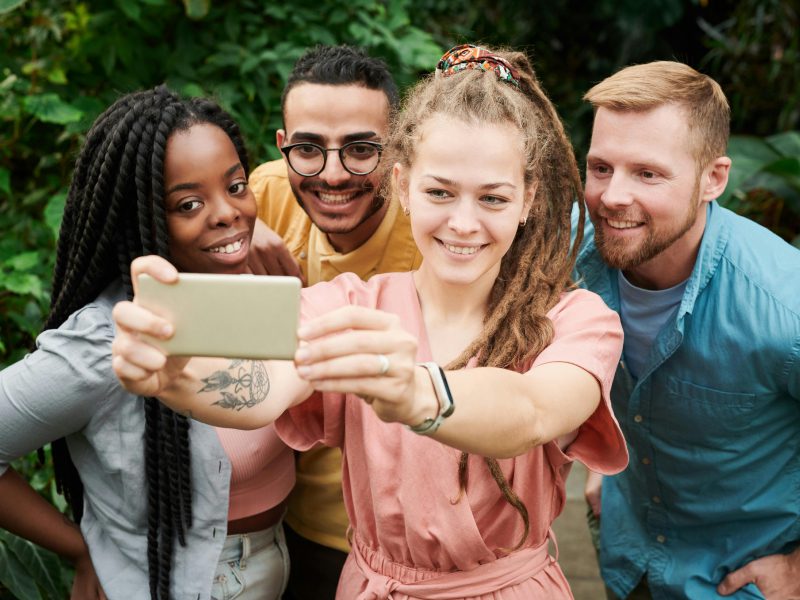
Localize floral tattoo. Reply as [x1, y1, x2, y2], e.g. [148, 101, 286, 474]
[198, 360, 270, 411]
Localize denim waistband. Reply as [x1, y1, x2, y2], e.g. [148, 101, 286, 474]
[219, 522, 283, 563]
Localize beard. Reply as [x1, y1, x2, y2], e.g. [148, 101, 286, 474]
[593, 181, 701, 271]
[290, 176, 386, 235]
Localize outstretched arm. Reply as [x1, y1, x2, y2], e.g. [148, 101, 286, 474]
[111, 256, 313, 429]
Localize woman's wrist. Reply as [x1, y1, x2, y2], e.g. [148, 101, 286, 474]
[405, 365, 440, 427]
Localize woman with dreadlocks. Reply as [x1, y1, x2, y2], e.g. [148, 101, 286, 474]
[0, 87, 294, 599]
[113, 46, 628, 598]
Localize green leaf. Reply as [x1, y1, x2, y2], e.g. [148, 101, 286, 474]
[727, 135, 780, 163]
[0, 541, 43, 600]
[46, 67, 68, 85]
[719, 156, 769, 203]
[767, 131, 800, 157]
[22, 94, 83, 125]
[181, 0, 210, 19]
[0, 272, 44, 297]
[116, 0, 141, 21]
[0, 167, 9, 195]
[0, 533, 64, 599]
[0, 0, 28, 15]
[4, 251, 40, 271]
[44, 191, 67, 239]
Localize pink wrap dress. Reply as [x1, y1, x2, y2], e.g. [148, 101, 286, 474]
[276, 272, 628, 599]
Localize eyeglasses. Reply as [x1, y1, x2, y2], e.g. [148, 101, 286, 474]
[280, 141, 383, 177]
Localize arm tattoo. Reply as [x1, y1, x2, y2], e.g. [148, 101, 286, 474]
[198, 360, 270, 411]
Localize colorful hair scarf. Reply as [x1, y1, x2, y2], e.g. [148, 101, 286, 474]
[436, 44, 521, 88]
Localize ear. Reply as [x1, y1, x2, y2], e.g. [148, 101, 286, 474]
[700, 156, 731, 203]
[521, 180, 538, 224]
[276, 129, 286, 151]
[392, 163, 410, 211]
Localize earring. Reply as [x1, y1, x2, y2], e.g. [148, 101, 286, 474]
[403, 206, 410, 217]
[519, 217, 527, 227]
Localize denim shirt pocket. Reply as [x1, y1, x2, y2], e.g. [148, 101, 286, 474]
[664, 377, 756, 445]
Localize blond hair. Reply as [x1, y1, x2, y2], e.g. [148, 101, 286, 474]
[584, 61, 730, 169]
[382, 48, 584, 551]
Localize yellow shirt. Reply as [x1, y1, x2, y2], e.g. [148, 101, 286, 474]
[249, 159, 422, 552]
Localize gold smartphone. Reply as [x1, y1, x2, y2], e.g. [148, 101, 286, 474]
[137, 273, 301, 359]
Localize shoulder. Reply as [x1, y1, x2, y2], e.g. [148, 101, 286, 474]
[249, 158, 289, 185]
[715, 206, 800, 315]
[548, 288, 620, 329]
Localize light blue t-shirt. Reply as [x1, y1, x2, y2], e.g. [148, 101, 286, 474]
[573, 201, 800, 599]
[617, 272, 687, 380]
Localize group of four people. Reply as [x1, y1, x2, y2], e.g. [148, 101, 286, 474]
[0, 42, 798, 600]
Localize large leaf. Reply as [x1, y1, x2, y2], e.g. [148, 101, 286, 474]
[0, 0, 28, 15]
[0, 272, 44, 298]
[22, 94, 83, 125]
[767, 131, 800, 158]
[727, 135, 780, 163]
[0, 532, 64, 599]
[0, 542, 43, 600]
[43, 191, 67, 240]
[4, 251, 40, 271]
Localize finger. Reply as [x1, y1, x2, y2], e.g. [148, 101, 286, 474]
[295, 330, 408, 365]
[296, 352, 401, 381]
[111, 356, 160, 396]
[113, 301, 174, 339]
[130, 255, 178, 295]
[298, 306, 398, 341]
[275, 246, 304, 280]
[111, 337, 168, 373]
[718, 564, 756, 596]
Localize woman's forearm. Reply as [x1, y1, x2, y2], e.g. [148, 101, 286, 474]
[0, 468, 88, 561]
[158, 357, 313, 429]
[429, 363, 601, 458]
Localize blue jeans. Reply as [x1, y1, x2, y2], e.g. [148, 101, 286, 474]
[212, 522, 290, 600]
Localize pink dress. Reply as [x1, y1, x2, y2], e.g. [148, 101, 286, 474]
[276, 272, 627, 599]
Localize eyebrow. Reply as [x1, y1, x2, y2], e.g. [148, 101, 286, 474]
[289, 131, 380, 144]
[166, 162, 243, 195]
[422, 174, 517, 190]
[586, 154, 672, 174]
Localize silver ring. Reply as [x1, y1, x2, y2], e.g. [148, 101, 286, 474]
[376, 354, 390, 376]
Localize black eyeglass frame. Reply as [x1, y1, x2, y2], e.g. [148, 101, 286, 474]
[280, 140, 383, 177]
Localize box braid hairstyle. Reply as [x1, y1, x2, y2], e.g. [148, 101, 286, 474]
[382, 46, 584, 552]
[43, 85, 249, 599]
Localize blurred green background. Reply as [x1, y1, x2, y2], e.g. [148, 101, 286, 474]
[0, 0, 798, 597]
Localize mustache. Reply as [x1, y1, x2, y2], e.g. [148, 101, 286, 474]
[596, 208, 648, 223]
[299, 180, 375, 193]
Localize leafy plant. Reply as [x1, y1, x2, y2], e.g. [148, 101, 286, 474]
[720, 132, 800, 246]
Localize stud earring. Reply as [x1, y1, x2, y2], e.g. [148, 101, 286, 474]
[519, 217, 528, 227]
[403, 206, 410, 217]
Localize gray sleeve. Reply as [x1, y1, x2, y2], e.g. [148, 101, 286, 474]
[0, 304, 118, 476]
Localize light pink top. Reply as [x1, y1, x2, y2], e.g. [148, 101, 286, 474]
[216, 425, 295, 521]
[276, 272, 627, 599]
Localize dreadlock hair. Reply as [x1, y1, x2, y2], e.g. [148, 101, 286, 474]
[44, 85, 249, 599]
[382, 47, 584, 552]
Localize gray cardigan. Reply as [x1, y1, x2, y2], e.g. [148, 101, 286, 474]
[0, 281, 231, 599]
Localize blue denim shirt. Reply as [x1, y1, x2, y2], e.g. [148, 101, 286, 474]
[574, 202, 800, 599]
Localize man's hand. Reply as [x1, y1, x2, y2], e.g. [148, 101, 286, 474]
[585, 469, 603, 517]
[718, 547, 800, 599]
[248, 218, 304, 281]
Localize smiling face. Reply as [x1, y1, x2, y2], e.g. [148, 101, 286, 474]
[276, 83, 390, 253]
[584, 105, 712, 287]
[164, 123, 256, 274]
[396, 116, 533, 292]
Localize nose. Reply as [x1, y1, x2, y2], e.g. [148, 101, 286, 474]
[599, 172, 634, 210]
[447, 199, 481, 235]
[318, 150, 350, 187]
[209, 196, 240, 228]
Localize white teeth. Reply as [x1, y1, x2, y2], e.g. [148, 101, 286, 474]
[443, 243, 480, 255]
[209, 239, 243, 254]
[607, 219, 641, 229]
[318, 191, 357, 204]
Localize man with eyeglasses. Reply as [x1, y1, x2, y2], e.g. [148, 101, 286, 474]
[247, 45, 421, 599]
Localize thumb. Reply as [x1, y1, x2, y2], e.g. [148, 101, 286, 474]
[717, 564, 754, 596]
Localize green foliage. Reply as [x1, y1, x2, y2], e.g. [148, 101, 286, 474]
[720, 132, 800, 246]
[0, 530, 72, 600]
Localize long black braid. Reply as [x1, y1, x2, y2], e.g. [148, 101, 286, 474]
[44, 85, 250, 599]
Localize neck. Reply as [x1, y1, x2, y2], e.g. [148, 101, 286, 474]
[624, 209, 707, 290]
[327, 202, 389, 254]
[413, 263, 494, 327]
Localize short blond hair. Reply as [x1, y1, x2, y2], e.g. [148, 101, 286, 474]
[584, 61, 730, 170]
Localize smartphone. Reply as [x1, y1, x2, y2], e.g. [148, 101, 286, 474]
[136, 273, 301, 359]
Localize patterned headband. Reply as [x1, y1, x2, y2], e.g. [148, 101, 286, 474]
[436, 44, 521, 88]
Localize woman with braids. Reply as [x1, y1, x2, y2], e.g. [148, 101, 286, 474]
[113, 45, 628, 598]
[0, 86, 294, 599]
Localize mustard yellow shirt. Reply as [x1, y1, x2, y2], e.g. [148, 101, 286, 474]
[249, 159, 422, 552]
